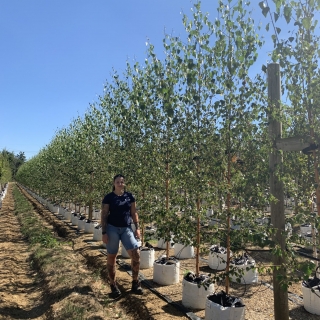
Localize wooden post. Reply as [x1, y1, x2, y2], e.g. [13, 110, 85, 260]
[268, 63, 289, 320]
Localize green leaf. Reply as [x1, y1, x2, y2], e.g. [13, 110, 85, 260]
[276, 27, 281, 34]
[165, 106, 174, 117]
[284, 6, 292, 24]
[275, 0, 282, 12]
[262, 64, 267, 73]
[188, 58, 194, 68]
[258, 1, 265, 10]
[288, 37, 294, 42]
[302, 18, 312, 30]
[262, 7, 270, 17]
[266, 23, 269, 31]
[274, 12, 279, 22]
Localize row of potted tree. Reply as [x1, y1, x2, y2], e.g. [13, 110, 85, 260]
[16, 1, 320, 319]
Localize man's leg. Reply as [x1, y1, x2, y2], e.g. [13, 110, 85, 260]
[128, 248, 143, 294]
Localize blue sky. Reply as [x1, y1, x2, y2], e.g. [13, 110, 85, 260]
[1, 1, 282, 160]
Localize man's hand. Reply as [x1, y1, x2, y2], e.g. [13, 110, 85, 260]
[102, 233, 108, 244]
[134, 229, 141, 240]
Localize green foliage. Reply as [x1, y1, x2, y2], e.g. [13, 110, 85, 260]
[14, 0, 320, 296]
[0, 153, 12, 184]
[13, 186, 60, 249]
[1, 150, 25, 179]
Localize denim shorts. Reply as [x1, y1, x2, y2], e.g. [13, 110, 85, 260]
[106, 224, 139, 254]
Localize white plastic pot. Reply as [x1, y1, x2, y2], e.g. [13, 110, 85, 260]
[64, 210, 72, 221]
[78, 218, 86, 230]
[157, 238, 174, 249]
[230, 263, 259, 284]
[140, 247, 155, 269]
[209, 251, 229, 271]
[300, 224, 312, 234]
[174, 243, 194, 259]
[121, 240, 142, 258]
[93, 209, 101, 220]
[182, 278, 214, 310]
[80, 206, 86, 213]
[71, 214, 79, 226]
[205, 297, 245, 320]
[153, 258, 180, 285]
[302, 284, 320, 315]
[84, 221, 98, 234]
[93, 227, 102, 241]
[207, 209, 214, 217]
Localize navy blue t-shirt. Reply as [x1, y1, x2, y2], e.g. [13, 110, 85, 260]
[102, 191, 135, 227]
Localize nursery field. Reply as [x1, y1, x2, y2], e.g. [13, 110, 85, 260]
[0, 183, 319, 320]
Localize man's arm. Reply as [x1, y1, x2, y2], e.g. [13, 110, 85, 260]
[130, 202, 139, 226]
[101, 203, 109, 233]
[131, 202, 141, 238]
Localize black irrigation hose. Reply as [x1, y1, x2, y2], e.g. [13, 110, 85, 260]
[296, 251, 320, 261]
[112, 256, 202, 320]
[260, 281, 304, 305]
[246, 247, 320, 262]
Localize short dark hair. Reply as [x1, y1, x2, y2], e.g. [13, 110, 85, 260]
[113, 174, 125, 181]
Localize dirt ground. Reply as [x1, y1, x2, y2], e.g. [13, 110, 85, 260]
[0, 184, 46, 319]
[1, 183, 319, 320]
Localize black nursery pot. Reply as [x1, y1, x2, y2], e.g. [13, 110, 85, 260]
[182, 272, 214, 310]
[207, 291, 245, 308]
[154, 256, 178, 265]
[184, 271, 210, 284]
[153, 256, 180, 286]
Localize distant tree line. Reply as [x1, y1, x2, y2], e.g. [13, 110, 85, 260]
[0, 150, 26, 182]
